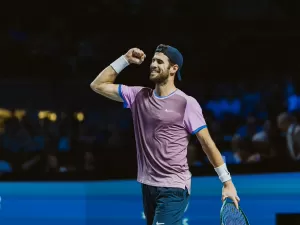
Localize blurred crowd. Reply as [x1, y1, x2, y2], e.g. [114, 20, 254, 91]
[0, 78, 299, 173]
[0, 107, 137, 173]
[188, 79, 300, 166]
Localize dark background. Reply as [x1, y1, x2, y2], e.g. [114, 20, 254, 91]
[0, 0, 300, 180]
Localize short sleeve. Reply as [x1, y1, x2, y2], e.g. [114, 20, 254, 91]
[118, 84, 143, 109]
[184, 97, 207, 134]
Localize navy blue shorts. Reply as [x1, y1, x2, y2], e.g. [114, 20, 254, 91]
[142, 184, 190, 225]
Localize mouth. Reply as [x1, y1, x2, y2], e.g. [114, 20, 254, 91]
[150, 70, 159, 74]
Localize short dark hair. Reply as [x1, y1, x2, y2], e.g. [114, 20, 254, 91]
[155, 44, 168, 52]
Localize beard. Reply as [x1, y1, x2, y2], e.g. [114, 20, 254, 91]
[149, 69, 169, 84]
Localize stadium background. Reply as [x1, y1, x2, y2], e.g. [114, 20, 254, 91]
[0, 0, 300, 224]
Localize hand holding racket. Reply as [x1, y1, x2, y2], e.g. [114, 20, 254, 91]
[220, 198, 250, 225]
[222, 181, 240, 209]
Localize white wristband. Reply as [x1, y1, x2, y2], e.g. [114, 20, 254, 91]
[214, 163, 231, 183]
[110, 55, 130, 74]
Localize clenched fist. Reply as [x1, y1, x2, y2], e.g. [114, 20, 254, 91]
[124, 48, 146, 65]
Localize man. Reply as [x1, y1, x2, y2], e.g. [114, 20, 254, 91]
[277, 112, 300, 160]
[90, 45, 239, 225]
[249, 120, 277, 163]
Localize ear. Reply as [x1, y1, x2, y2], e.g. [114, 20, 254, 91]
[170, 64, 179, 75]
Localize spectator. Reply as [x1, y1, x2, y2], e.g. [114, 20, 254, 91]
[231, 134, 251, 164]
[277, 112, 300, 161]
[234, 114, 262, 140]
[250, 120, 277, 163]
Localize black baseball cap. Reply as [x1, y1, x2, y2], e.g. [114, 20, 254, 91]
[155, 44, 183, 81]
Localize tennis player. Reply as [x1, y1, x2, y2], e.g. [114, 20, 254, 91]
[91, 45, 240, 225]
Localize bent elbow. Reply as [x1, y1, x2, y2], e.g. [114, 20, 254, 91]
[90, 83, 108, 96]
[90, 83, 96, 91]
[90, 83, 101, 92]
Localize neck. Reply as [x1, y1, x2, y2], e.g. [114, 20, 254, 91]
[154, 81, 177, 97]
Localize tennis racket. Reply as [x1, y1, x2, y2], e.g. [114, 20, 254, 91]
[220, 198, 250, 225]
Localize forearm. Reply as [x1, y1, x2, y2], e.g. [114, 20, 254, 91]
[203, 143, 224, 168]
[91, 55, 129, 87]
[201, 139, 232, 184]
[202, 141, 224, 168]
[196, 129, 232, 183]
[90, 55, 130, 101]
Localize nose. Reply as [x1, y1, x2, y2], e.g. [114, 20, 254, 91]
[151, 60, 158, 67]
[151, 65, 158, 72]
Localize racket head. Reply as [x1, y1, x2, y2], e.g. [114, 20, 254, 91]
[220, 198, 250, 225]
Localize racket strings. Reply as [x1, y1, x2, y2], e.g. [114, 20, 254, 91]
[222, 203, 248, 225]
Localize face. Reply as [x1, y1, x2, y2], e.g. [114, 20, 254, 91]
[150, 52, 178, 84]
[277, 119, 287, 132]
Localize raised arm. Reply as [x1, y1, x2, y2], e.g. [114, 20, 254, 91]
[90, 48, 146, 101]
[90, 66, 123, 102]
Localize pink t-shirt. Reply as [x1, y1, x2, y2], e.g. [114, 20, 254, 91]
[119, 85, 207, 193]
